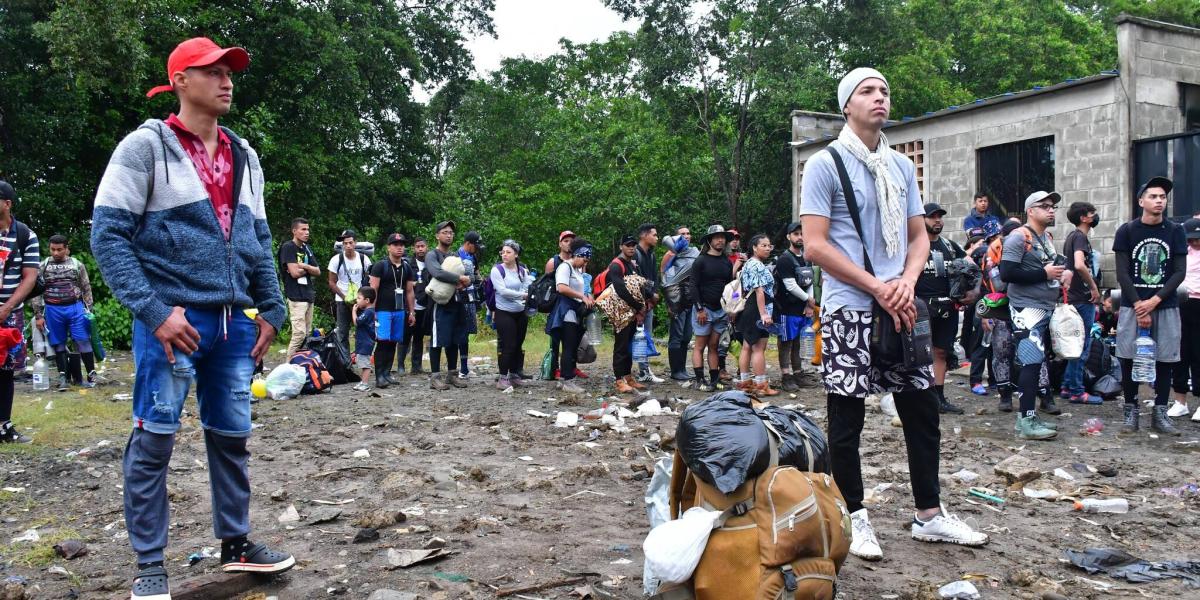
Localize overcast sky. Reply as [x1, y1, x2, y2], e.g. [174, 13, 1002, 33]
[467, 0, 639, 75]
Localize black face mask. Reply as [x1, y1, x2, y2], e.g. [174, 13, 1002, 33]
[1090, 214, 1100, 228]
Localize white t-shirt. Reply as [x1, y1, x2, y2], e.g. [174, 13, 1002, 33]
[555, 260, 585, 323]
[328, 251, 371, 297]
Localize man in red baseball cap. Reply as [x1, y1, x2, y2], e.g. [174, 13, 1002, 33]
[92, 37, 293, 600]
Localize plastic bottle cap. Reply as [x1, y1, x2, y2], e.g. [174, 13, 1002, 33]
[1073, 500, 1083, 510]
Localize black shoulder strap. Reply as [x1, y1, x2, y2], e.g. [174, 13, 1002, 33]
[826, 147, 875, 276]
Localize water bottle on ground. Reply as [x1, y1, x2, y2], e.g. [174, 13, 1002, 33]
[1132, 327, 1156, 383]
[1073, 498, 1129, 514]
[799, 323, 816, 361]
[32, 355, 50, 391]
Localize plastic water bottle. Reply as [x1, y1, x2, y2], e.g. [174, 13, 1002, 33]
[1073, 498, 1129, 514]
[1132, 328, 1156, 383]
[586, 312, 602, 346]
[799, 323, 816, 360]
[32, 355, 50, 391]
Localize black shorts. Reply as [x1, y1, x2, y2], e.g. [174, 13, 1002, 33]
[737, 301, 767, 345]
[928, 308, 960, 353]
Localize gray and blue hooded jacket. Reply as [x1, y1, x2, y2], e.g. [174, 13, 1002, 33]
[91, 119, 286, 332]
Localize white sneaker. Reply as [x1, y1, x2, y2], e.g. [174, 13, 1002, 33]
[1193, 406, 1200, 422]
[1168, 401, 1190, 418]
[638, 370, 666, 384]
[911, 506, 989, 547]
[849, 508, 883, 561]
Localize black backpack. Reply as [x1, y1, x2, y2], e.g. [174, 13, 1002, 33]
[319, 336, 356, 385]
[529, 271, 560, 313]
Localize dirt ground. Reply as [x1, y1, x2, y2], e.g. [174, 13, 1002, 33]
[2, 349, 1200, 600]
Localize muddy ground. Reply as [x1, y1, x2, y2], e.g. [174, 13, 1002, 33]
[2, 350, 1200, 600]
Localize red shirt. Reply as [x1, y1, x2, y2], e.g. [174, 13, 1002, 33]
[166, 114, 234, 240]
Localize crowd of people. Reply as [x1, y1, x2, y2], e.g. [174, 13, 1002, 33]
[0, 37, 1196, 599]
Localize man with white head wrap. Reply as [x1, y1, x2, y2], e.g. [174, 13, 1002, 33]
[801, 67, 988, 561]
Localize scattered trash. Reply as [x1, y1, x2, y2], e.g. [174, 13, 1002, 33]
[968, 487, 1005, 504]
[386, 547, 454, 569]
[1023, 487, 1060, 500]
[526, 410, 551, 418]
[878, 393, 897, 417]
[312, 498, 356, 506]
[433, 571, 471, 583]
[517, 456, 534, 462]
[643, 506, 721, 583]
[52, 539, 88, 559]
[46, 565, 71, 578]
[952, 469, 980, 484]
[1064, 547, 1200, 587]
[277, 504, 301, 523]
[352, 449, 371, 458]
[1160, 483, 1200, 497]
[187, 546, 218, 566]
[1082, 417, 1104, 435]
[1073, 498, 1129, 514]
[1053, 468, 1076, 481]
[10, 529, 39, 543]
[636, 399, 664, 417]
[1, 486, 24, 493]
[938, 580, 981, 599]
[555, 412, 580, 428]
[610, 558, 633, 565]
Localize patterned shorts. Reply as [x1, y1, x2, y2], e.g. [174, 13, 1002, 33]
[819, 308, 932, 398]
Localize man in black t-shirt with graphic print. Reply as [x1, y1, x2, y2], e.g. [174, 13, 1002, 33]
[368, 234, 416, 389]
[1113, 177, 1187, 435]
[915, 203, 967, 415]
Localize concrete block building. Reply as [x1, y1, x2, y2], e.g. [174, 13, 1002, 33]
[790, 15, 1200, 286]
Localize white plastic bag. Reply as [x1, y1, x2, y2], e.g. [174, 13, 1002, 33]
[1050, 303, 1085, 359]
[643, 457, 673, 596]
[264, 364, 306, 399]
[642, 506, 722, 585]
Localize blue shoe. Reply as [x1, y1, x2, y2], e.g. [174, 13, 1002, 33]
[1069, 393, 1103, 405]
[971, 384, 988, 396]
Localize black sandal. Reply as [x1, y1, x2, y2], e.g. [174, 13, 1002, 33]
[221, 541, 296, 573]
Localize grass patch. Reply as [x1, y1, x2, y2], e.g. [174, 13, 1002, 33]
[6, 525, 85, 568]
[2, 387, 129, 454]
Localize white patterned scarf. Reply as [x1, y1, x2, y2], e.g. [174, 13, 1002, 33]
[837, 125, 904, 258]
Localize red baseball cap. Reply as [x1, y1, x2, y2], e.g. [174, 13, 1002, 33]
[559, 231, 576, 242]
[146, 37, 250, 98]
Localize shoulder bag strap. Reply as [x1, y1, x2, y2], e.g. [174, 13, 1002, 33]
[826, 147, 875, 277]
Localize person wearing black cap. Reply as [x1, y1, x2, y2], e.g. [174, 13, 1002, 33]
[397, 237, 430, 375]
[610, 235, 647, 393]
[1113, 177, 1186, 435]
[1000, 191, 1070, 439]
[774, 222, 814, 392]
[545, 231, 579, 380]
[1170, 217, 1200, 422]
[456, 231, 485, 379]
[915, 202, 968, 414]
[425, 220, 471, 390]
[633, 223, 663, 383]
[0, 180, 38, 445]
[280, 218, 319, 358]
[369, 234, 417, 389]
[327, 229, 371, 351]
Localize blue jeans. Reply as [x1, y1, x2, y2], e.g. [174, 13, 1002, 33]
[1062, 302, 1096, 395]
[125, 307, 258, 564]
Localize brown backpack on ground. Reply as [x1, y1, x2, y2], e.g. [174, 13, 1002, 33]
[663, 424, 851, 600]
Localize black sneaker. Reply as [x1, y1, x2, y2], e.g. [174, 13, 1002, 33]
[56, 373, 70, 391]
[131, 565, 171, 600]
[221, 540, 295, 574]
[0, 421, 31, 444]
[998, 396, 1013, 413]
[939, 397, 965, 414]
[1039, 395, 1062, 416]
[84, 370, 98, 389]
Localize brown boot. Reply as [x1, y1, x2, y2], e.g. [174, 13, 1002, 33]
[614, 377, 636, 394]
[757, 380, 780, 397]
[718, 369, 733, 383]
[734, 378, 755, 392]
[625, 375, 647, 390]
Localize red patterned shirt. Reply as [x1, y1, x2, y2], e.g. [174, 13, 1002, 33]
[166, 114, 234, 239]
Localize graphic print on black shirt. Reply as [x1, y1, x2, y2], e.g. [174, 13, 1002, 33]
[915, 237, 965, 299]
[1113, 219, 1187, 308]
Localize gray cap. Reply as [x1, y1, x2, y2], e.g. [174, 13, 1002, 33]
[701, 224, 733, 245]
[1024, 190, 1061, 211]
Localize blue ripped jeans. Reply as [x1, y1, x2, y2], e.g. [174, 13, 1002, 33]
[131, 308, 255, 436]
[124, 307, 257, 564]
